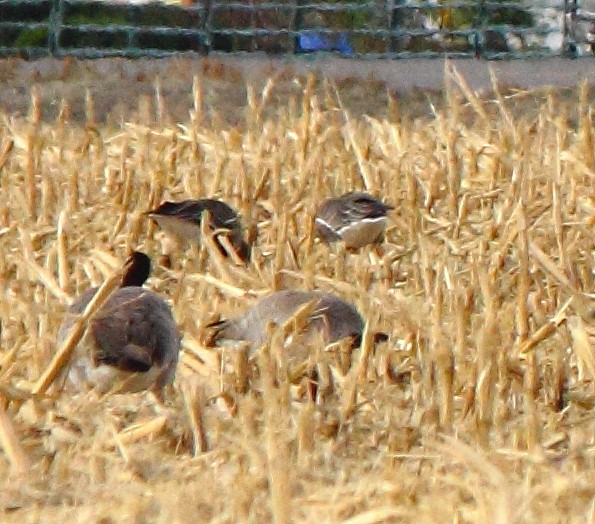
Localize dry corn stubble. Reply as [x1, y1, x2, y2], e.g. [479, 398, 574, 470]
[0, 64, 593, 523]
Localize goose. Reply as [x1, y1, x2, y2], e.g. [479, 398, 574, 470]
[146, 198, 251, 262]
[208, 289, 366, 352]
[57, 251, 181, 394]
[315, 191, 393, 249]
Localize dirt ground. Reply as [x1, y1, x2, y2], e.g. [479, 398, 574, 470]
[0, 55, 593, 125]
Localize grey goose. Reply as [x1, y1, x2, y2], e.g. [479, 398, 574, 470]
[208, 289, 367, 351]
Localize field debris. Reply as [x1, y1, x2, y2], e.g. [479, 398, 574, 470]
[0, 64, 593, 522]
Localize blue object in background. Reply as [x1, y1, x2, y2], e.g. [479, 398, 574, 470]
[298, 32, 354, 55]
[334, 33, 354, 55]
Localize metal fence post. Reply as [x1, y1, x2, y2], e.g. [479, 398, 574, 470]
[292, 0, 305, 53]
[474, 0, 487, 58]
[389, 0, 406, 54]
[203, 0, 214, 53]
[128, 5, 140, 51]
[563, 0, 578, 56]
[48, 0, 63, 56]
[249, 0, 256, 52]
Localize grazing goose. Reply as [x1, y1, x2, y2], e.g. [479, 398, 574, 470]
[146, 198, 251, 262]
[208, 289, 365, 351]
[315, 191, 393, 249]
[58, 251, 181, 394]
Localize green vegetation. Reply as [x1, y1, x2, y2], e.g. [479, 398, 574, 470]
[440, 0, 534, 29]
[13, 27, 48, 48]
[65, 12, 128, 27]
[325, 0, 373, 29]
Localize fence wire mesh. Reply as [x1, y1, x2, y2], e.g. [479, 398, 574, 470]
[0, 0, 593, 59]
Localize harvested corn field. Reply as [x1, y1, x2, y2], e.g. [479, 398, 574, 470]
[0, 60, 594, 523]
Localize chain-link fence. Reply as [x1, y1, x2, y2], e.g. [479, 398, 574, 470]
[0, 0, 593, 59]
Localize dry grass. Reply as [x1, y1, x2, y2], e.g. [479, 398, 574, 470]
[0, 61, 594, 523]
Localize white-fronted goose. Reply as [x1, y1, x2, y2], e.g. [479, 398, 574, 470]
[146, 199, 251, 262]
[315, 191, 393, 249]
[58, 251, 181, 394]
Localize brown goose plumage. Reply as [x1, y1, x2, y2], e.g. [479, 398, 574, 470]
[146, 198, 251, 262]
[58, 252, 181, 394]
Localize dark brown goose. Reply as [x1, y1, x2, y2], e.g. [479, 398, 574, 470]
[208, 289, 365, 352]
[315, 191, 393, 249]
[146, 199, 251, 262]
[58, 252, 181, 394]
